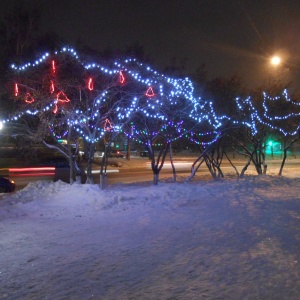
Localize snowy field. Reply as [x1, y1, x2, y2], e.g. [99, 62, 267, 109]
[1, 173, 300, 299]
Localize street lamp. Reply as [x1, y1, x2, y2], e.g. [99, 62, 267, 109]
[270, 55, 281, 66]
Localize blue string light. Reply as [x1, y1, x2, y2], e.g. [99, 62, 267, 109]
[5, 46, 300, 146]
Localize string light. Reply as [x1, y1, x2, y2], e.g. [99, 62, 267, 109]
[145, 86, 156, 97]
[51, 60, 56, 75]
[50, 80, 55, 94]
[118, 71, 126, 84]
[7, 46, 300, 147]
[53, 91, 71, 114]
[5, 45, 224, 144]
[104, 118, 113, 131]
[234, 90, 300, 136]
[25, 93, 35, 104]
[14, 83, 19, 97]
[87, 77, 94, 91]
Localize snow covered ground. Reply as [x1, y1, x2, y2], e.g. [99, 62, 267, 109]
[1, 171, 300, 299]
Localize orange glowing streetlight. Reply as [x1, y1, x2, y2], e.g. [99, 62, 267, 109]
[270, 55, 281, 66]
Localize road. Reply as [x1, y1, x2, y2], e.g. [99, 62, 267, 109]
[5, 158, 300, 191]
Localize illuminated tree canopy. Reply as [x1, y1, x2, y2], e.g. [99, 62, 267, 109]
[2, 47, 300, 184]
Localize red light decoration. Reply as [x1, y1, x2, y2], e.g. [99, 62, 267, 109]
[145, 86, 156, 97]
[104, 118, 113, 131]
[118, 71, 126, 84]
[14, 83, 19, 96]
[53, 91, 71, 114]
[56, 91, 70, 103]
[50, 80, 55, 94]
[51, 60, 56, 75]
[87, 77, 94, 91]
[25, 92, 35, 104]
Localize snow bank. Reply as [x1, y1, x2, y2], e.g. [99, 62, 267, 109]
[1, 175, 300, 299]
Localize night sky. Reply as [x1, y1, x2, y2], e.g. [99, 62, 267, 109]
[1, 0, 300, 88]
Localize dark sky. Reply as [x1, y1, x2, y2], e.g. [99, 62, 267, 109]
[1, 0, 300, 88]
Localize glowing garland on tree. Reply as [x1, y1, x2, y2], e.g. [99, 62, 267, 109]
[52, 91, 71, 114]
[145, 86, 156, 97]
[263, 89, 300, 120]
[10, 46, 196, 106]
[234, 93, 300, 136]
[10, 46, 200, 111]
[125, 119, 221, 146]
[118, 71, 126, 85]
[14, 83, 19, 96]
[4, 47, 225, 145]
[25, 93, 35, 104]
[49, 124, 69, 139]
[87, 77, 94, 91]
[8, 46, 292, 146]
[51, 60, 56, 75]
[50, 80, 55, 94]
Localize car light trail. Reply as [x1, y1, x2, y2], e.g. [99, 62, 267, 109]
[9, 167, 56, 177]
[9, 167, 55, 172]
[146, 161, 193, 169]
[85, 170, 119, 174]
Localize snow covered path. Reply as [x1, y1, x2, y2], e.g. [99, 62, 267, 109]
[1, 176, 300, 299]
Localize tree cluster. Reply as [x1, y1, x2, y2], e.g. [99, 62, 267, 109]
[2, 48, 300, 189]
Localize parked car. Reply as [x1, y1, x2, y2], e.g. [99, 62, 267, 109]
[0, 177, 16, 193]
[108, 150, 125, 158]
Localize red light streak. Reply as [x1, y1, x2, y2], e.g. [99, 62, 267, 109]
[14, 83, 19, 96]
[9, 167, 55, 172]
[87, 77, 94, 90]
[52, 60, 56, 74]
[118, 71, 126, 84]
[9, 167, 56, 177]
[53, 104, 58, 114]
[50, 80, 55, 93]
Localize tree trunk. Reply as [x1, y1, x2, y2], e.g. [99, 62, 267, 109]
[169, 143, 176, 182]
[240, 156, 252, 177]
[262, 152, 267, 175]
[153, 172, 159, 185]
[279, 148, 287, 176]
[99, 173, 107, 190]
[278, 136, 300, 176]
[85, 142, 95, 183]
[186, 157, 205, 181]
[86, 161, 94, 184]
[126, 136, 130, 160]
[224, 151, 239, 178]
[204, 156, 217, 179]
[69, 157, 74, 184]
